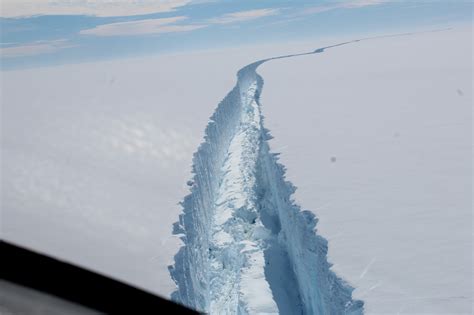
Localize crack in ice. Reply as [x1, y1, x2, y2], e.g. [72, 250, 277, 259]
[168, 39, 366, 315]
[169, 30, 442, 314]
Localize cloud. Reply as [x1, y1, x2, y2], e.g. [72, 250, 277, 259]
[302, 0, 388, 15]
[79, 16, 206, 36]
[0, 0, 193, 18]
[0, 39, 76, 58]
[79, 8, 280, 37]
[342, 0, 388, 8]
[208, 8, 280, 24]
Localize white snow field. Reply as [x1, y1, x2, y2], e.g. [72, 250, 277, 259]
[258, 28, 472, 314]
[2, 25, 471, 315]
[1, 49, 271, 295]
[1, 43, 344, 299]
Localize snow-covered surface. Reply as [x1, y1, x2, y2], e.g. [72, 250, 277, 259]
[2, 25, 471, 314]
[1, 41, 347, 298]
[259, 28, 472, 314]
[1, 48, 271, 296]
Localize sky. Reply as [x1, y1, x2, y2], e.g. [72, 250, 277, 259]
[0, 0, 472, 70]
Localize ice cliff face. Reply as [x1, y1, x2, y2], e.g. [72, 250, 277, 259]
[169, 46, 364, 314]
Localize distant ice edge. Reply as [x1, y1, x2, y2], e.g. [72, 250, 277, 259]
[169, 49, 364, 314]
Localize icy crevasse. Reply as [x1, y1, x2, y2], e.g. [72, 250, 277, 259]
[169, 49, 364, 314]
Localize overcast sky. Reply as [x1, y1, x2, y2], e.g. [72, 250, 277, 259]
[0, 0, 472, 70]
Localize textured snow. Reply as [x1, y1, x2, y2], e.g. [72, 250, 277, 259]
[259, 28, 472, 314]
